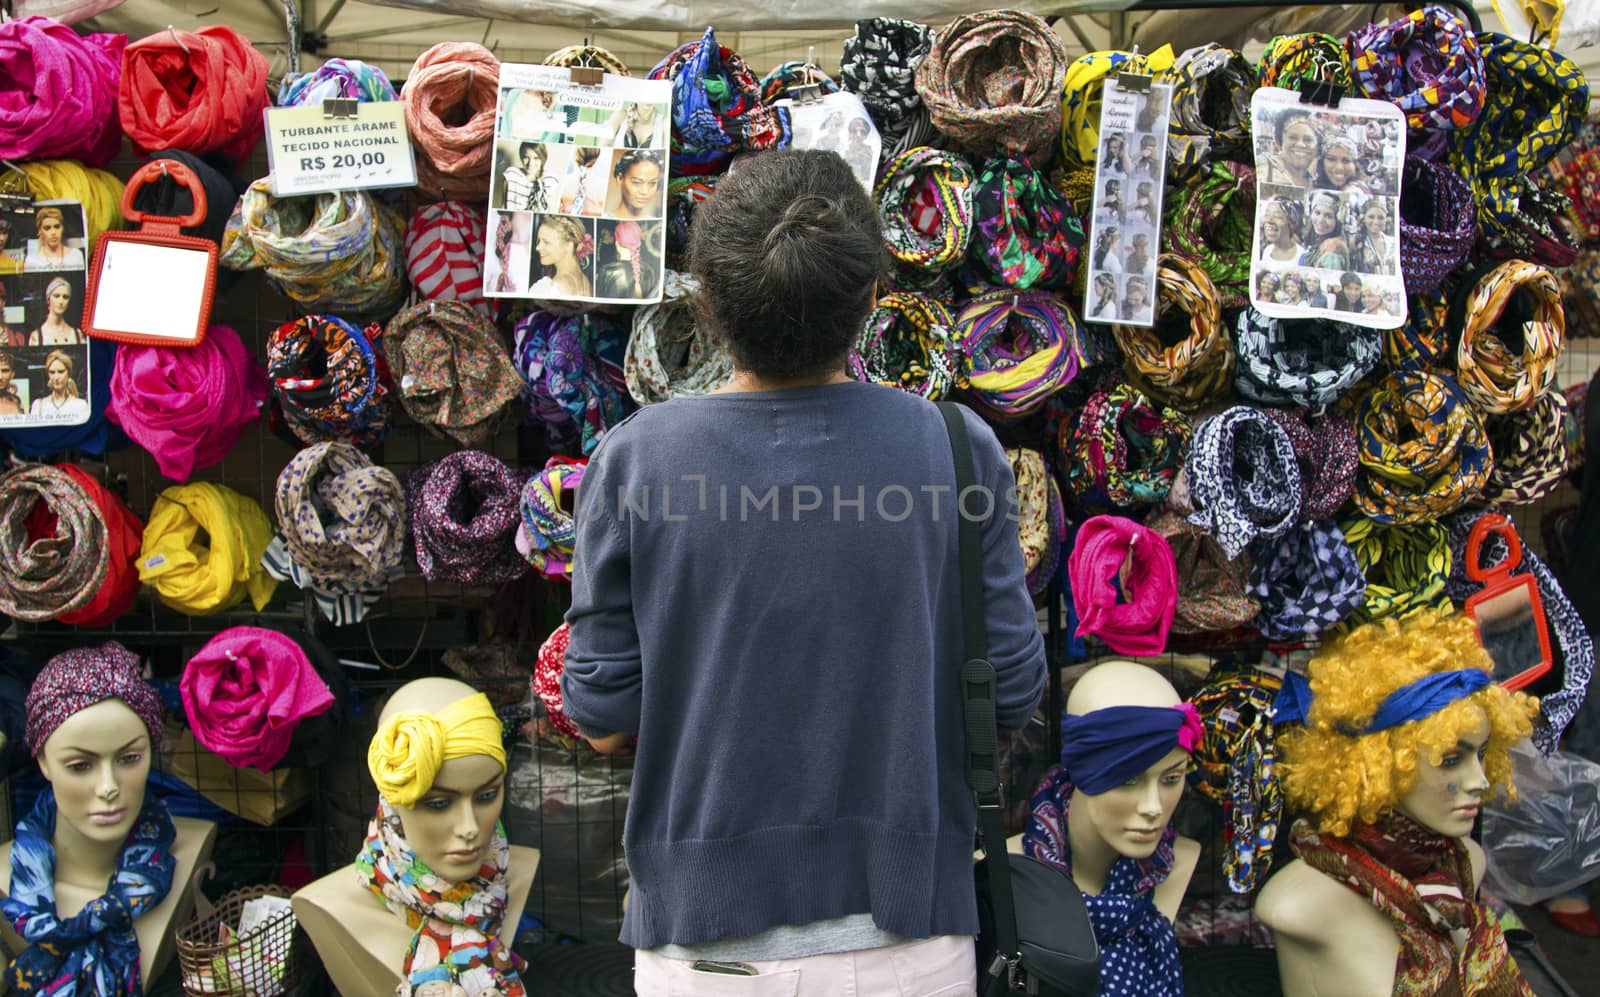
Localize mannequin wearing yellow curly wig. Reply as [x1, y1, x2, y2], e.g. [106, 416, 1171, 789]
[1258, 611, 1539, 997]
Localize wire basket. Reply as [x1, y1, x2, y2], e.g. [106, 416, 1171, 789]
[177, 882, 306, 997]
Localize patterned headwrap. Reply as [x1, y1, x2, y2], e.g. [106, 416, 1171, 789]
[1482, 392, 1570, 507]
[1248, 518, 1367, 641]
[24, 642, 162, 755]
[1185, 406, 1302, 560]
[914, 10, 1068, 162]
[512, 311, 630, 455]
[266, 315, 392, 449]
[1347, 6, 1486, 158]
[0, 464, 111, 623]
[406, 452, 528, 588]
[1163, 160, 1255, 310]
[1061, 383, 1192, 508]
[278, 58, 397, 105]
[1339, 515, 1454, 625]
[1455, 260, 1565, 415]
[543, 44, 629, 75]
[966, 156, 1083, 290]
[849, 291, 960, 401]
[1397, 156, 1478, 295]
[1159, 44, 1257, 181]
[1146, 509, 1259, 634]
[648, 27, 790, 176]
[875, 146, 975, 279]
[758, 61, 839, 106]
[1257, 32, 1351, 90]
[1383, 288, 1453, 373]
[384, 300, 523, 449]
[664, 174, 719, 269]
[626, 271, 732, 404]
[1233, 309, 1381, 409]
[955, 290, 1084, 417]
[1265, 408, 1359, 523]
[1069, 514, 1179, 656]
[1059, 46, 1176, 171]
[1008, 448, 1066, 597]
[838, 17, 936, 161]
[532, 623, 581, 739]
[1189, 669, 1287, 893]
[1113, 255, 1235, 411]
[1354, 370, 1492, 523]
[517, 457, 586, 581]
[405, 201, 489, 316]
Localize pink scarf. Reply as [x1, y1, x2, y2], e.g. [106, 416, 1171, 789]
[0, 16, 124, 166]
[180, 626, 335, 772]
[1069, 515, 1178, 655]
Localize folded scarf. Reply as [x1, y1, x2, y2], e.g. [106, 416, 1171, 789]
[965, 156, 1083, 291]
[875, 146, 976, 278]
[1113, 255, 1234, 410]
[278, 58, 397, 106]
[32, 464, 141, 629]
[1354, 370, 1493, 523]
[1189, 670, 1286, 893]
[368, 692, 505, 807]
[118, 25, 268, 162]
[407, 451, 528, 587]
[1339, 515, 1454, 624]
[840, 18, 933, 136]
[1265, 407, 1359, 523]
[914, 10, 1067, 162]
[385, 300, 522, 449]
[1384, 288, 1453, 373]
[0, 464, 110, 623]
[1483, 392, 1570, 507]
[1061, 382, 1192, 507]
[1059, 46, 1176, 171]
[1069, 514, 1178, 656]
[1233, 309, 1380, 408]
[106, 324, 267, 483]
[1455, 260, 1565, 415]
[1258, 32, 1351, 91]
[1398, 156, 1477, 295]
[1185, 406, 1302, 559]
[648, 28, 790, 176]
[1159, 44, 1258, 181]
[849, 291, 960, 401]
[266, 315, 392, 449]
[401, 42, 500, 201]
[533, 623, 581, 739]
[221, 182, 407, 317]
[626, 271, 732, 404]
[404, 201, 489, 316]
[1248, 518, 1366, 640]
[1, 790, 176, 997]
[955, 289, 1082, 416]
[1348, 5, 1486, 159]
[139, 481, 277, 616]
[181, 626, 335, 772]
[357, 803, 527, 997]
[1060, 704, 1203, 794]
[542, 44, 629, 75]
[518, 457, 585, 580]
[1163, 160, 1255, 310]
[1008, 448, 1065, 597]
[512, 311, 630, 455]
[664, 174, 719, 270]
[0, 16, 124, 168]
[24, 641, 163, 755]
[1146, 508, 1259, 634]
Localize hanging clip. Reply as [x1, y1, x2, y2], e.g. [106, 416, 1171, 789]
[569, 37, 605, 87]
[791, 45, 826, 104]
[1116, 71, 1153, 94]
[167, 25, 192, 55]
[1297, 79, 1344, 107]
[322, 97, 359, 119]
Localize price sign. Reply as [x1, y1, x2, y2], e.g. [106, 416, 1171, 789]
[263, 101, 418, 196]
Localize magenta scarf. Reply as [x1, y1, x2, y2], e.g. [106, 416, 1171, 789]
[1069, 514, 1178, 656]
[106, 324, 269, 483]
[0, 16, 124, 167]
[180, 626, 335, 772]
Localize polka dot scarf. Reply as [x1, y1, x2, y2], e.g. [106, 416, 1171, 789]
[1184, 406, 1301, 560]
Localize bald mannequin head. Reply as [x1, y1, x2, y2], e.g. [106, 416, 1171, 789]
[1067, 659, 1182, 716]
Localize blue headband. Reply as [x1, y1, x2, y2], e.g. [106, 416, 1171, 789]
[1273, 668, 1491, 734]
[1061, 704, 1203, 795]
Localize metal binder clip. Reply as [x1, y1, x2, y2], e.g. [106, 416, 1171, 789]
[1297, 79, 1344, 107]
[569, 39, 606, 87]
[791, 46, 826, 104]
[1116, 71, 1153, 94]
[322, 97, 359, 119]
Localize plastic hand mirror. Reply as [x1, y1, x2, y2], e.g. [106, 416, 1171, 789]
[1464, 514, 1552, 691]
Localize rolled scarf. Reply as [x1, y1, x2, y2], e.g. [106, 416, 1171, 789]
[966, 156, 1083, 291]
[1158, 44, 1257, 180]
[1008, 448, 1066, 597]
[517, 457, 585, 580]
[266, 315, 392, 448]
[0, 338, 122, 460]
[875, 147, 975, 278]
[0, 16, 124, 167]
[1113, 255, 1235, 411]
[913, 10, 1068, 162]
[1257, 32, 1352, 90]
[401, 42, 500, 200]
[1059, 46, 1176, 171]
[1339, 515, 1454, 624]
[954, 290, 1083, 417]
[648, 28, 790, 176]
[181, 626, 335, 772]
[512, 310, 631, 456]
[840, 18, 934, 156]
[263, 442, 406, 627]
[1188, 671, 1286, 893]
[221, 181, 407, 317]
[368, 690, 505, 807]
[129, 151, 247, 264]
[0, 158, 127, 257]
[664, 174, 719, 269]
[278, 58, 398, 106]
[543, 44, 629, 75]
[1265, 407, 1359, 523]
[1069, 514, 1179, 656]
[626, 271, 732, 404]
[407, 451, 529, 587]
[139, 481, 278, 616]
[23, 642, 163, 755]
[1354, 370, 1491, 523]
[1061, 702, 1203, 795]
[357, 802, 526, 997]
[106, 324, 268, 483]
[1455, 260, 1565, 415]
[1062, 383, 1192, 507]
[1347, 5, 1486, 159]
[118, 25, 269, 162]
[1232, 309, 1381, 408]
[1163, 160, 1255, 310]
[1482, 392, 1569, 507]
[404, 201, 489, 316]
[533, 623, 581, 739]
[0, 464, 116, 623]
[1185, 406, 1302, 560]
[1384, 287, 1453, 373]
[385, 300, 522, 450]
[1398, 156, 1477, 295]
[1248, 518, 1366, 640]
[1146, 509, 1259, 635]
[50, 465, 142, 628]
[849, 291, 960, 401]
[758, 61, 839, 105]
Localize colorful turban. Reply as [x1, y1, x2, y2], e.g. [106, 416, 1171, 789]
[1455, 261, 1565, 415]
[265, 315, 392, 449]
[1147, 509, 1259, 635]
[1354, 370, 1492, 523]
[1264, 407, 1359, 523]
[966, 156, 1083, 291]
[368, 692, 505, 807]
[1163, 160, 1255, 310]
[25, 642, 163, 756]
[648, 27, 790, 175]
[914, 10, 1068, 162]
[955, 290, 1083, 417]
[839, 17, 934, 152]
[406, 452, 528, 588]
[1113, 255, 1234, 410]
[626, 271, 731, 404]
[404, 201, 489, 316]
[875, 147, 975, 278]
[1482, 392, 1570, 507]
[1185, 406, 1302, 559]
[1159, 44, 1257, 181]
[517, 457, 586, 580]
[181, 627, 336, 772]
[1347, 5, 1486, 157]
[850, 291, 960, 400]
[1069, 514, 1178, 656]
[512, 311, 631, 456]
[1339, 515, 1454, 624]
[1061, 383, 1192, 507]
[384, 299, 522, 449]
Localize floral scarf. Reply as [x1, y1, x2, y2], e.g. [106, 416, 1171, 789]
[1, 789, 177, 996]
[1289, 812, 1534, 997]
[355, 802, 526, 997]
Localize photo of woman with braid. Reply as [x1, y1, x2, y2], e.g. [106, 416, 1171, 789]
[529, 214, 594, 299]
[28, 276, 83, 345]
[559, 147, 608, 216]
[1093, 226, 1123, 274]
[494, 141, 563, 212]
[1088, 273, 1119, 321]
[483, 211, 533, 295]
[28, 348, 86, 420]
[605, 149, 665, 220]
[595, 219, 663, 300]
[1121, 275, 1151, 322]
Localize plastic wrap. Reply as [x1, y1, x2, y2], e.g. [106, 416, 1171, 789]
[1481, 740, 1600, 905]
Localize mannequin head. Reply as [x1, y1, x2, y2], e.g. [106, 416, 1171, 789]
[1279, 610, 1540, 838]
[369, 678, 507, 883]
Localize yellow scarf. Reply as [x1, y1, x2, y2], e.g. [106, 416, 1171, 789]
[138, 482, 277, 615]
[368, 693, 506, 807]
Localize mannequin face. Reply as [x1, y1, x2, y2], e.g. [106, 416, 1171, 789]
[393, 753, 506, 882]
[36, 699, 151, 848]
[1077, 747, 1188, 859]
[1396, 711, 1491, 838]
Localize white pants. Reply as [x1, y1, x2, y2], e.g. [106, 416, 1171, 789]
[634, 934, 977, 997]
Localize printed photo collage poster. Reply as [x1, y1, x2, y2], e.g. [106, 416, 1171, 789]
[0, 198, 92, 428]
[1084, 78, 1174, 327]
[487, 64, 673, 305]
[1249, 87, 1407, 329]
[784, 91, 881, 195]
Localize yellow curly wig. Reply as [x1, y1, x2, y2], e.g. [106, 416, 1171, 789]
[1278, 609, 1540, 837]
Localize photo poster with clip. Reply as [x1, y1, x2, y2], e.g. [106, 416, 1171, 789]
[1083, 77, 1173, 328]
[0, 196, 91, 429]
[783, 91, 881, 195]
[1248, 86, 1407, 330]
[486, 63, 673, 305]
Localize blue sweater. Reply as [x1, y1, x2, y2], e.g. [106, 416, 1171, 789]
[561, 381, 1048, 950]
